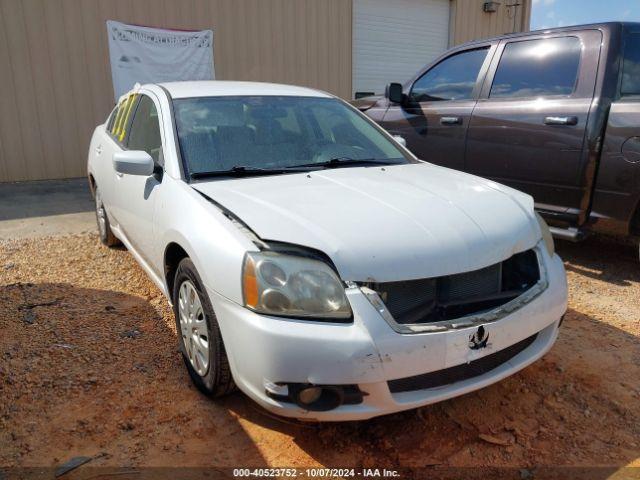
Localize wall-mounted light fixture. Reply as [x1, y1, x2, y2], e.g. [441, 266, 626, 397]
[483, 1, 501, 12]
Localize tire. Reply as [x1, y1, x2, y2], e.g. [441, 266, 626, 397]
[94, 186, 120, 247]
[172, 258, 235, 397]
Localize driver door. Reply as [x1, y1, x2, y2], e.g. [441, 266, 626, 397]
[112, 93, 164, 264]
[380, 44, 496, 170]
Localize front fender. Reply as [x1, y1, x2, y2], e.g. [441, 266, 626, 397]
[155, 178, 259, 304]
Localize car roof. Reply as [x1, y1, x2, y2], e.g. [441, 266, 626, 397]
[156, 80, 333, 99]
[458, 21, 640, 48]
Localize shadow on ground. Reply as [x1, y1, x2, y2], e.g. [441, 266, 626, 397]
[0, 282, 268, 469]
[557, 235, 639, 286]
[1, 235, 639, 478]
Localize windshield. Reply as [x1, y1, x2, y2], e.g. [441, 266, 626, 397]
[172, 96, 412, 176]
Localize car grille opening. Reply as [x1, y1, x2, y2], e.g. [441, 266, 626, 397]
[362, 249, 540, 325]
[387, 333, 538, 393]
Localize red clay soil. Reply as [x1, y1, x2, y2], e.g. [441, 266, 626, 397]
[1, 234, 638, 474]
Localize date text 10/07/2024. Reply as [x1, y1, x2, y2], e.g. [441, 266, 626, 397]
[232, 469, 401, 478]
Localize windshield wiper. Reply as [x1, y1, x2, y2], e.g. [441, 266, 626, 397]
[190, 165, 313, 179]
[190, 158, 400, 179]
[287, 157, 398, 169]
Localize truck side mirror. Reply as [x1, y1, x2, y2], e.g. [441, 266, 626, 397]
[386, 83, 404, 104]
[392, 135, 407, 148]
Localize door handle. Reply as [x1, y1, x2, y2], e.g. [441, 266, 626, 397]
[544, 116, 578, 126]
[440, 116, 462, 125]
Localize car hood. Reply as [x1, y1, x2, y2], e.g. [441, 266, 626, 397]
[192, 163, 540, 282]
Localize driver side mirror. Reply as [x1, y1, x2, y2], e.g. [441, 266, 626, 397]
[385, 82, 404, 104]
[113, 150, 155, 176]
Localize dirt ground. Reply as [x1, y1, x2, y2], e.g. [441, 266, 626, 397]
[1, 233, 639, 475]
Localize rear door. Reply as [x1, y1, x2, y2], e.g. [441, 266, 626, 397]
[465, 31, 601, 225]
[89, 105, 118, 202]
[381, 45, 495, 170]
[591, 26, 640, 236]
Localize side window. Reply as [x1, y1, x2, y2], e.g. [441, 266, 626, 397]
[410, 48, 489, 102]
[621, 32, 640, 96]
[109, 100, 126, 136]
[106, 106, 118, 131]
[109, 94, 138, 142]
[490, 37, 581, 99]
[127, 95, 162, 164]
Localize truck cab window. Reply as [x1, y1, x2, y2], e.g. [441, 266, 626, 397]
[621, 32, 640, 96]
[409, 48, 489, 102]
[490, 36, 581, 98]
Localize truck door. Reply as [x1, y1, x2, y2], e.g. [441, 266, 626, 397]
[381, 45, 495, 170]
[590, 26, 640, 237]
[465, 31, 602, 227]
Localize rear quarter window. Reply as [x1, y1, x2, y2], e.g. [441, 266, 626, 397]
[621, 31, 640, 97]
[490, 36, 582, 99]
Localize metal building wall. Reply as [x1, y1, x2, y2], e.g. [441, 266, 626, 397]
[0, 0, 353, 182]
[449, 0, 531, 46]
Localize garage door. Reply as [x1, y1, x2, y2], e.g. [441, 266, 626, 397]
[352, 0, 450, 98]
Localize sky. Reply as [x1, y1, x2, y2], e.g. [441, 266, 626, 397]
[531, 0, 640, 30]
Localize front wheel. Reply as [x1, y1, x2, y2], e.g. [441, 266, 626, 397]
[94, 187, 120, 247]
[173, 258, 235, 397]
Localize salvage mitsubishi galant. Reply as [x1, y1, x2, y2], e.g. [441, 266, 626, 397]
[87, 81, 567, 421]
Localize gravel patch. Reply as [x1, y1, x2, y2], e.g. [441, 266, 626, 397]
[0, 233, 638, 469]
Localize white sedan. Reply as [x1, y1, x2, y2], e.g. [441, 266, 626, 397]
[87, 81, 567, 421]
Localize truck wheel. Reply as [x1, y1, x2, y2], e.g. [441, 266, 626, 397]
[95, 187, 120, 247]
[173, 258, 235, 397]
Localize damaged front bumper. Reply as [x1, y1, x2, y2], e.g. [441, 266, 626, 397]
[208, 245, 567, 421]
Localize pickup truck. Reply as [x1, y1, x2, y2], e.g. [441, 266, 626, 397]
[354, 22, 640, 243]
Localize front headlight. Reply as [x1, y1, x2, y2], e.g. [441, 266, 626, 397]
[242, 251, 352, 320]
[535, 212, 555, 256]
